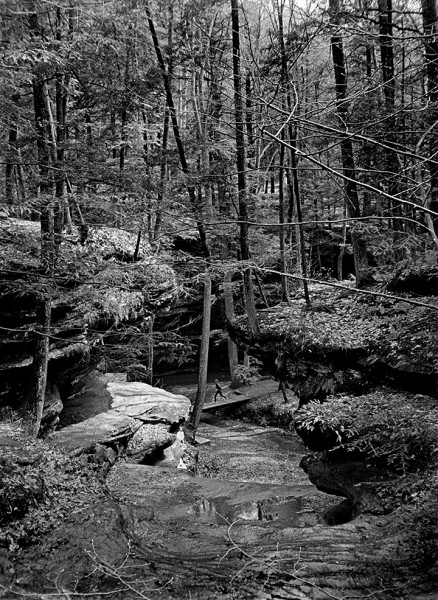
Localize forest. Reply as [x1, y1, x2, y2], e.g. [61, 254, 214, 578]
[1, 0, 438, 430]
[1, 0, 438, 598]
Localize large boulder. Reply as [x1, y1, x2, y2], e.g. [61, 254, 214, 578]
[51, 380, 192, 468]
[126, 423, 175, 462]
[50, 411, 137, 456]
[107, 381, 189, 424]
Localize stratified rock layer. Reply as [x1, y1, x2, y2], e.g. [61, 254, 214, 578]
[230, 287, 438, 401]
[107, 381, 189, 423]
[51, 381, 191, 465]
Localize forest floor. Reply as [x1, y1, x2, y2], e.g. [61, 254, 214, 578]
[233, 282, 438, 388]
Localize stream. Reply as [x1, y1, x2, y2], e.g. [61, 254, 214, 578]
[60, 369, 352, 528]
[165, 376, 352, 527]
[196, 417, 350, 527]
[43, 373, 391, 599]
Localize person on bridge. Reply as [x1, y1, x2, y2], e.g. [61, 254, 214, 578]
[214, 379, 226, 402]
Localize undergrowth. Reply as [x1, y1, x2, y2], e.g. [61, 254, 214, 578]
[405, 473, 438, 567]
[295, 390, 438, 474]
[0, 423, 101, 553]
[234, 392, 296, 429]
[295, 390, 438, 566]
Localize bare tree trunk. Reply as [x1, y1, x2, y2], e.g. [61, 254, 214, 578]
[231, 0, 260, 337]
[277, 0, 309, 303]
[421, 0, 438, 235]
[145, 1, 210, 259]
[191, 22, 218, 427]
[145, 2, 212, 440]
[337, 200, 348, 280]
[154, 107, 169, 242]
[245, 71, 254, 147]
[290, 143, 311, 303]
[55, 10, 68, 252]
[133, 229, 142, 261]
[378, 0, 404, 259]
[142, 110, 149, 164]
[190, 273, 212, 436]
[119, 107, 127, 171]
[5, 115, 18, 205]
[285, 169, 295, 248]
[66, 177, 86, 240]
[329, 0, 373, 287]
[147, 314, 154, 385]
[111, 111, 117, 159]
[224, 269, 240, 388]
[33, 77, 55, 272]
[195, 208, 213, 417]
[42, 77, 65, 265]
[16, 151, 28, 205]
[415, 134, 438, 250]
[279, 129, 289, 301]
[27, 299, 51, 438]
[151, 5, 173, 242]
[29, 3, 54, 438]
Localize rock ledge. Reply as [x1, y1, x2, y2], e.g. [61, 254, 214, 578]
[51, 381, 191, 466]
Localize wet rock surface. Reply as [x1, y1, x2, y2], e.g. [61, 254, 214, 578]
[9, 417, 430, 600]
[197, 417, 309, 485]
[2, 385, 437, 599]
[108, 463, 333, 528]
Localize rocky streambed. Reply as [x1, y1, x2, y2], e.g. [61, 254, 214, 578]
[1, 379, 436, 600]
[102, 412, 393, 600]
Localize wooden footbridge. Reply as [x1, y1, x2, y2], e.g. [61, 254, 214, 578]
[202, 379, 280, 412]
[202, 390, 253, 412]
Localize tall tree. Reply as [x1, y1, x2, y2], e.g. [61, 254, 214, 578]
[27, 1, 54, 437]
[421, 0, 438, 235]
[153, 4, 173, 242]
[329, 0, 373, 287]
[378, 0, 404, 258]
[230, 0, 260, 336]
[276, 0, 310, 303]
[5, 105, 18, 205]
[145, 1, 211, 439]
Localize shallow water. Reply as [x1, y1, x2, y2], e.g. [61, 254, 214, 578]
[189, 494, 320, 527]
[191, 416, 352, 526]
